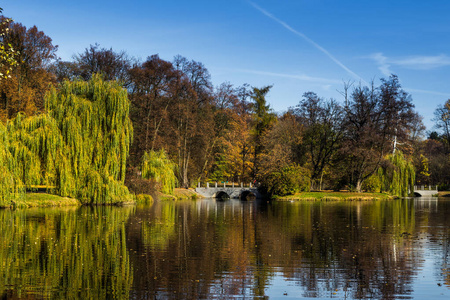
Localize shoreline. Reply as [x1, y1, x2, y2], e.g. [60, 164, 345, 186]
[274, 191, 396, 201]
[4, 193, 81, 209]
[1, 188, 201, 209]
[3, 189, 428, 208]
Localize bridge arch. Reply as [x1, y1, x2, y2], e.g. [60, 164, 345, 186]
[195, 186, 261, 199]
[215, 191, 230, 200]
[240, 190, 256, 200]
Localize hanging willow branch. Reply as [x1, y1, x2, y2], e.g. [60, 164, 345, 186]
[0, 74, 134, 205]
[141, 149, 177, 195]
[378, 150, 415, 197]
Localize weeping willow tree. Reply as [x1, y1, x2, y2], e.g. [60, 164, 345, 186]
[141, 149, 177, 194]
[0, 121, 24, 206]
[0, 74, 134, 205]
[45, 74, 134, 204]
[378, 150, 415, 197]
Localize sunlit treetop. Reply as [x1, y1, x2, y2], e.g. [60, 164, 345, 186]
[0, 8, 18, 80]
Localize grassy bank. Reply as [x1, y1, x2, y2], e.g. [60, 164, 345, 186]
[437, 191, 450, 197]
[7, 193, 81, 208]
[158, 188, 200, 201]
[2, 189, 196, 208]
[275, 191, 395, 201]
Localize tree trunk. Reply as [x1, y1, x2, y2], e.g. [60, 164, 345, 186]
[319, 171, 324, 191]
[310, 179, 316, 191]
[356, 179, 362, 193]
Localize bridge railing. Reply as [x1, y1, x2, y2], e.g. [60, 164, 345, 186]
[197, 182, 255, 188]
[414, 185, 438, 191]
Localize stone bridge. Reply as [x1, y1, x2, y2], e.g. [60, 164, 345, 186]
[195, 183, 261, 200]
[413, 186, 438, 197]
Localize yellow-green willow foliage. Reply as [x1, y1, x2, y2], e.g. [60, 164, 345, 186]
[46, 74, 134, 203]
[0, 75, 134, 205]
[0, 122, 22, 205]
[141, 203, 176, 250]
[141, 149, 177, 194]
[0, 206, 134, 299]
[378, 150, 415, 197]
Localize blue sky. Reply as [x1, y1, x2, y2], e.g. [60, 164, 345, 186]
[3, 0, 450, 130]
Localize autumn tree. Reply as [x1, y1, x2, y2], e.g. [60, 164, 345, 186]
[433, 99, 450, 152]
[342, 75, 416, 192]
[173, 55, 213, 104]
[260, 112, 304, 168]
[419, 99, 450, 189]
[209, 83, 254, 183]
[0, 18, 57, 120]
[72, 43, 133, 85]
[128, 54, 216, 188]
[257, 112, 310, 195]
[202, 82, 239, 181]
[0, 9, 18, 81]
[128, 54, 179, 165]
[206, 83, 255, 183]
[159, 55, 215, 188]
[291, 92, 344, 190]
[415, 154, 430, 185]
[422, 137, 450, 187]
[47, 60, 78, 82]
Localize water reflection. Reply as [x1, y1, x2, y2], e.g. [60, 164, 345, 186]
[0, 206, 134, 299]
[0, 199, 450, 299]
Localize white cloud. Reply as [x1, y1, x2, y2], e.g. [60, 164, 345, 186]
[370, 53, 450, 72]
[368, 52, 392, 76]
[395, 54, 450, 69]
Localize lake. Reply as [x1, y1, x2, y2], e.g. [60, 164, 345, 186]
[0, 198, 449, 299]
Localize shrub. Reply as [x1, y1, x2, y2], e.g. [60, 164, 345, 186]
[437, 183, 450, 191]
[124, 167, 157, 195]
[136, 194, 153, 204]
[260, 164, 310, 196]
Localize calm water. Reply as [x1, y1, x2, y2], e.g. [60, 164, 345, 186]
[0, 198, 449, 299]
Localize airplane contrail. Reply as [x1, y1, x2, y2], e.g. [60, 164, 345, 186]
[248, 1, 367, 85]
[405, 87, 450, 97]
[235, 68, 341, 84]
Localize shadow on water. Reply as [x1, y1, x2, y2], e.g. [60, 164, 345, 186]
[215, 191, 230, 201]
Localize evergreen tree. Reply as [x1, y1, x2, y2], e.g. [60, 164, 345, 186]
[250, 86, 276, 179]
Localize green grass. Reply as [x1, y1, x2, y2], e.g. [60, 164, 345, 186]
[10, 193, 81, 208]
[158, 188, 201, 201]
[275, 191, 394, 201]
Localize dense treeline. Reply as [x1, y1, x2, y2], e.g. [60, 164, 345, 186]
[1, 12, 449, 202]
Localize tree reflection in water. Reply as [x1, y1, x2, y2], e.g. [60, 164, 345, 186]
[0, 206, 134, 299]
[0, 199, 450, 299]
[127, 199, 450, 299]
